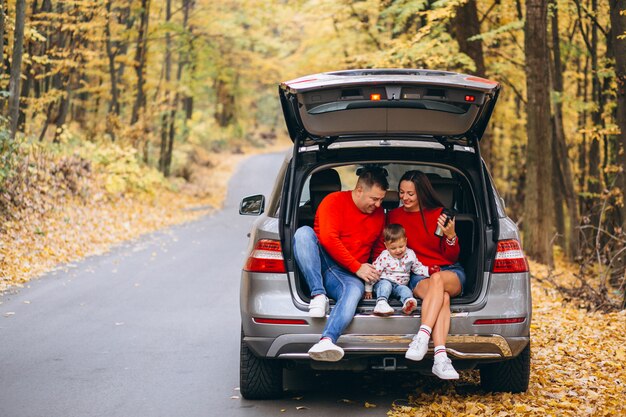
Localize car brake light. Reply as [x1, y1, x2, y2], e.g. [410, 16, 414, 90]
[474, 317, 526, 325]
[465, 95, 476, 102]
[492, 239, 529, 273]
[370, 93, 381, 101]
[288, 77, 318, 85]
[244, 239, 286, 273]
[253, 318, 308, 325]
[464, 76, 499, 85]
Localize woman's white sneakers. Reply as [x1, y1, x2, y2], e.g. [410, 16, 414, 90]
[308, 295, 329, 317]
[405, 333, 429, 361]
[308, 338, 344, 362]
[373, 299, 395, 316]
[406, 335, 460, 380]
[432, 356, 460, 379]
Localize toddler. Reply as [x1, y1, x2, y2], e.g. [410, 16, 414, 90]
[366, 224, 434, 316]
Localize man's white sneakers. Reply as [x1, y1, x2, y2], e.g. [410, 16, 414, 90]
[432, 356, 460, 380]
[405, 333, 429, 361]
[401, 297, 418, 315]
[308, 338, 344, 362]
[373, 299, 394, 316]
[309, 295, 329, 317]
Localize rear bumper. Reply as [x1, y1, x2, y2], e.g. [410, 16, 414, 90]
[244, 334, 529, 360]
[241, 269, 532, 363]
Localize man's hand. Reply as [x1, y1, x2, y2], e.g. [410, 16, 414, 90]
[364, 291, 373, 300]
[356, 263, 380, 284]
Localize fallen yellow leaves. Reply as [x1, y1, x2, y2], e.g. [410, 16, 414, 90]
[0, 189, 212, 293]
[389, 260, 626, 416]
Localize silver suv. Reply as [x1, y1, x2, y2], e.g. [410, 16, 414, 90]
[239, 69, 531, 399]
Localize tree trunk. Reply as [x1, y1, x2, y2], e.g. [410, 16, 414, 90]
[17, 63, 30, 132]
[53, 11, 75, 144]
[452, 0, 493, 167]
[8, 0, 27, 139]
[105, 0, 120, 117]
[130, 0, 151, 125]
[159, 0, 173, 175]
[551, 123, 565, 248]
[53, 87, 71, 143]
[611, 1, 626, 219]
[165, 97, 177, 177]
[40, 0, 52, 98]
[587, 0, 602, 198]
[603, 29, 615, 188]
[183, 96, 193, 119]
[515, 0, 524, 20]
[0, 0, 6, 81]
[609, 0, 626, 309]
[16, 0, 39, 133]
[164, 0, 192, 177]
[523, 0, 554, 265]
[550, 0, 579, 259]
[578, 55, 589, 216]
[214, 75, 236, 127]
[180, 0, 195, 140]
[38, 103, 53, 141]
[115, 4, 134, 84]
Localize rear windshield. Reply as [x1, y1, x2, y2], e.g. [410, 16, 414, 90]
[297, 163, 471, 223]
[300, 164, 452, 205]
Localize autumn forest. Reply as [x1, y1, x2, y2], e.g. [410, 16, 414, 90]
[0, 0, 625, 310]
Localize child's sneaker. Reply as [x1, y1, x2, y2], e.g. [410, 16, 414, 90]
[373, 299, 394, 316]
[309, 295, 329, 318]
[401, 297, 418, 315]
[405, 333, 429, 361]
[308, 338, 344, 362]
[432, 356, 459, 380]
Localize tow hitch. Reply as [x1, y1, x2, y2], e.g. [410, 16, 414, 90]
[371, 357, 407, 371]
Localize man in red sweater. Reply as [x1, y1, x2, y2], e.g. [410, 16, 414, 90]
[293, 167, 388, 361]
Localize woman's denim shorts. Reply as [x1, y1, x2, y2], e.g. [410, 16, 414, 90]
[409, 262, 467, 296]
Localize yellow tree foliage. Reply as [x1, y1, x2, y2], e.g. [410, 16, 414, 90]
[0, 0, 622, 235]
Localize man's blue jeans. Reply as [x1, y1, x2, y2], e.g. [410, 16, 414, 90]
[373, 279, 412, 304]
[293, 226, 364, 343]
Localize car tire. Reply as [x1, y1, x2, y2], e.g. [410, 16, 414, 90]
[240, 330, 284, 399]
[480, 342, 530, 393]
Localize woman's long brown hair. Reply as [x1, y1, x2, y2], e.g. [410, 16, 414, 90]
[399, 170, 445, 233]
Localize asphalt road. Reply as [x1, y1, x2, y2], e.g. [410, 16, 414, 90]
[0, 152, 435, 417]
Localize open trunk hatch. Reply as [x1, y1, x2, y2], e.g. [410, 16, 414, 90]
[279, 69, 500, 146]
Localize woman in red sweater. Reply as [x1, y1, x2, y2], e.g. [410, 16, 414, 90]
[384, 170, 465, 380]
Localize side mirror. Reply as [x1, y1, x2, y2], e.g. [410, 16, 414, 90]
[239, 194, 265, 216]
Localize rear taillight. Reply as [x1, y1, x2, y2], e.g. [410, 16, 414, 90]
[244, 239, 286, 273]
[253, 318, 308, 325]
[473, 317, 526, 325]
[492, 239, 529, 273]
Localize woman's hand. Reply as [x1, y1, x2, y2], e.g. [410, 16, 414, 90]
[428, 265, 441, 276]
[437, 213, 457, 240]
[364, 291, 373, 300]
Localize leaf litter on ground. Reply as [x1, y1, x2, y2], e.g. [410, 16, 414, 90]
[389, 260, 626, 416]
